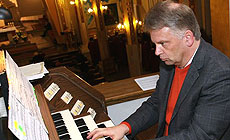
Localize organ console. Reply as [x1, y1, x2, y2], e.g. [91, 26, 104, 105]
[37, 67, 114, 140]
[0, 50, 115, 140]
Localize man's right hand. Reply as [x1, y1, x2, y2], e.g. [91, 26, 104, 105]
[87, 123, 129, 140]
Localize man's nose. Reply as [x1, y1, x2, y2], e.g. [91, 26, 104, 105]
[155, 45, 162, 56]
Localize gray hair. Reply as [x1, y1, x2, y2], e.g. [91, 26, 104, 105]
[144, 0, 201, 40]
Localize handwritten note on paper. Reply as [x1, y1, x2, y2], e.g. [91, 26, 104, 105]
[134, 75, 159, 91]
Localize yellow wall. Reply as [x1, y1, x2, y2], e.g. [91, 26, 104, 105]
[210, 0, 230, 57]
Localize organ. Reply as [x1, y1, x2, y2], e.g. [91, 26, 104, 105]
[0, 50, 115, 140]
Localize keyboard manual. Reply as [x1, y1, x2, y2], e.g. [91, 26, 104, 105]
[51, 109, 114, 140]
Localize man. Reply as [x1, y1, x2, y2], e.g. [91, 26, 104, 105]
[87, 1, 230, 140]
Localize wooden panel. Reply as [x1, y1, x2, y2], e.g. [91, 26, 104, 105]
[93, 73, 158, 106]
[210, 0, 230, 57]
[34, 85, 60, 140]
[0, 50, 5, 73]
[40, 67, 110, 123]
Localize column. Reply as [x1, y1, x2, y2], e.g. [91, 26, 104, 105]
[92, 0, 115, 74]
[75, 0, 89, 53]
[122, 0, 141, 76]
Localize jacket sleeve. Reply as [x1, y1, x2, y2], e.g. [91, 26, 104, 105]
[124, 79, 160, 139]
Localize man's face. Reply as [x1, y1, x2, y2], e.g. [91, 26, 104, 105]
[150, 27, 186, 67]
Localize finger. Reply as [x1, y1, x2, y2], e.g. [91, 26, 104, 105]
[87, 129, 97, 139]
[87, 128, 105, 140]
[90, 130, 107, 140]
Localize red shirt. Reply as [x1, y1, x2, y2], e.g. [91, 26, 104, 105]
[164, 65, 190, 136]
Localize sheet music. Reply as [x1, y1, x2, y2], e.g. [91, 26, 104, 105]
[5, 51, 49, 140]
[134, 75, 159, 91]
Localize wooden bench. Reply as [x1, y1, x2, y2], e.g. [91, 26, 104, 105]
[44, 50, 81, 68]
[1, 42, 38, 66]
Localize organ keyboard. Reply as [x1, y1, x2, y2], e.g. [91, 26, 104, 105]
[51, 109, 113, 140]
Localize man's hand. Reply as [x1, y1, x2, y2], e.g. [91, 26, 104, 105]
[87, 123, 129, 140]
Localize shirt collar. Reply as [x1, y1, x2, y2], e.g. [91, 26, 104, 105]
[180, 46, 199, 69]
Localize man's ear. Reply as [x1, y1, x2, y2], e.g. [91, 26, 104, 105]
[184, 30, 194, 47]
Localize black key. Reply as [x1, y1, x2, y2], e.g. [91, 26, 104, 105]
[54, 120, 65, 127]
[52, 113, 61, 118]
[79, 125, 89, 132]
[56, 125, 67, 132]
[52, 115, 62, 121]
[52, 113, 62, 121]
[105, 137, 112, 140]
[75, 118, 86, 127]
[59, 134, 71, 140]
[57, 129, 68, 136]
[81, 131, 89, 140]
[97, 123, 106, 128]
[57, 126, 68, 135]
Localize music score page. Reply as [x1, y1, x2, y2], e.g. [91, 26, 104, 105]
[5, 51, 49, 140]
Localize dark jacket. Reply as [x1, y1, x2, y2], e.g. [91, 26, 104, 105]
[125, 38, 230, 140]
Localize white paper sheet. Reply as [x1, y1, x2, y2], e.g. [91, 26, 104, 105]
[0, 97, 7, 118]
[19, 62, 49, 81]
[134, 75, 159, 91]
